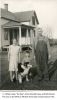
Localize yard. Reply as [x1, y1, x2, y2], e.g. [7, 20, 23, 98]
[0, 45, 57, 90]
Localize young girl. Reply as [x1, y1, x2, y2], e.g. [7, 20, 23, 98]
[8, 39, 20, 82]
[18, 51, 32, 84]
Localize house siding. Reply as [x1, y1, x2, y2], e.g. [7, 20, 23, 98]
[1, 28, 9, 47]
[1, 18, 9, 25]
[1, 18, 10, 48]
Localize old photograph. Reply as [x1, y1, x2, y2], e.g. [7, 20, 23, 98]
[0, 0, 57, 90]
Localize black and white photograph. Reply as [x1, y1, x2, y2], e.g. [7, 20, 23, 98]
[0, 0, 57, 91]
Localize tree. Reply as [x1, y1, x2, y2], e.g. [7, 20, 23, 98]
[42, 26, 53, 39]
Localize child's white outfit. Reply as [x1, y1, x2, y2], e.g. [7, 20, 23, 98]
[9, 45, 20, 72]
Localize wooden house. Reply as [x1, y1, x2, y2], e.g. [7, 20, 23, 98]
[0, 4, 39, 50]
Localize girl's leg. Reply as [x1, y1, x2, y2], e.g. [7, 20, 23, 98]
[10, 71, 13, 82]
[18, 74, 22, 84]
[15, 71, 18, 80]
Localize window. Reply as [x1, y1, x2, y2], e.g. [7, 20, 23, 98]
[28, 29, 31, 37]
[21, 28, 26, 37]
[32, 16, 35, 25]
[34, 30, 35, 37]
[4, 29, 8, 40]
[14, 29, 17, 39]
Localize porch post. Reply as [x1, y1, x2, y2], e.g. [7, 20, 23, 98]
[30, 29, 32, 45]
[30, 29, 33, 45]
[26, 29, 29, 45]
[13, 29, 14, 39]
[8, 29, 10, 45]
[19, 26, 21, 45]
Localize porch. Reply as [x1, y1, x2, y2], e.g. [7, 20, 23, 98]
[2, 22, 35, 49]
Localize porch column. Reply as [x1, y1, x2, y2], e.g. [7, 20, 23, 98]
[8, 29, 10, 45]
[29, 29, 31, 45]
[19, 26, 21, 45]
[13, 29, 14, 39]
[30, 29, 33, 45]
[26, 29, 29, 45]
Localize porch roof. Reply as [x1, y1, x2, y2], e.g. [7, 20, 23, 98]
[2, 21, 35, 29]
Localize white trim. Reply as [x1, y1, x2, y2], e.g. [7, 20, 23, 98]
[19, 26, 21, 45]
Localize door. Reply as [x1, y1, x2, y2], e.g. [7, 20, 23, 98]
[14, 29, 17, 40]
[10, 29, 18, 45]
[10, 29, 13, 45]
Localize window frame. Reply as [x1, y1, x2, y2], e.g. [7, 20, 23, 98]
[4, 29, 8, 40]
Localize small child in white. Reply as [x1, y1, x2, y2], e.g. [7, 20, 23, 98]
[18, 51, 32, 84]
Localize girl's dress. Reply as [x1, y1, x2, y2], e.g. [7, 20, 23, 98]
[9, 45, 20, 72]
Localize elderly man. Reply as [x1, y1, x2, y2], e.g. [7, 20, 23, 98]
[34, 31, 50, 81]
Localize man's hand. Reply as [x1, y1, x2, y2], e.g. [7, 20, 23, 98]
[49, 54, 51, 60]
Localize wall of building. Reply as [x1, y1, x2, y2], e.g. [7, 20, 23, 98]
[1, 28, 9, 47]
[0, 17, 1, 50]
[1, 18, 9, 25]
[29, 15, 38, 38]
[1, 18, 10, 48]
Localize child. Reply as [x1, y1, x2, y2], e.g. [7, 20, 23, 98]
[8, 39, 20, 82]
[18, 51, 32, 84]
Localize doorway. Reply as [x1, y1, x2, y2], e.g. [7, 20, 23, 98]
[10, 29, 13, 45]
[9, 29, 18, 45]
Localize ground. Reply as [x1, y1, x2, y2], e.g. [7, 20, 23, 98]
[0, 45, 57, 90]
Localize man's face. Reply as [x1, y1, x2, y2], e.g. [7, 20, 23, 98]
[13, 39, 17, 45]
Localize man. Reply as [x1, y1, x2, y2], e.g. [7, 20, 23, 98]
[8, 39, 20, 82]
[34, 33, 50, 81]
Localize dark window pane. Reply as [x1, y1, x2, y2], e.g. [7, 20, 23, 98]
[21, 28, 26, 37]
[14, 29, 17, 39]
[34, 30, 35, 37]
[32, 16, 35, 25]
[4, 29, 8, 40]
[28, 29, 30, 37]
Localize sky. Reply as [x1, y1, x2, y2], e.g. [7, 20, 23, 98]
[0, 0, 57, 38]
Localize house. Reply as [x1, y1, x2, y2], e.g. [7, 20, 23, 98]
[0, 4, 39, 51]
